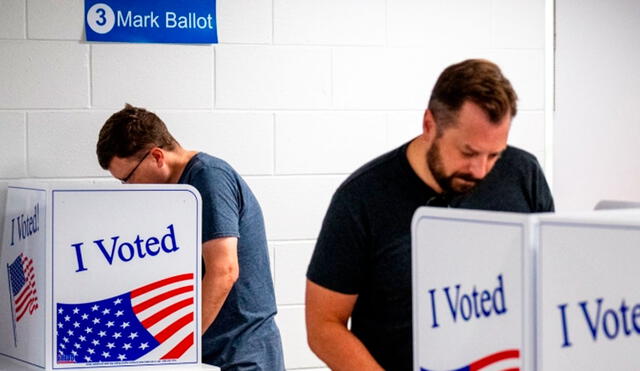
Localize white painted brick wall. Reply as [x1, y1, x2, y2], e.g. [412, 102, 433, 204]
[274, 0, 385, 45]
[27, 111, 110, 178]
[276, 306, 326, 369]
[0, 0, 25, 39]
[27, 0, 84, 40]
[273, 241, 315, 305]
[247, 176, 345, 241]
[217, 0, 272, 44]
[493, 0, 545, 49]
[0, 1, 547, 369]
[0, 41, 89, 108]
[159, 111, 274, 175]
[92, 44, 214, 109]
[275, 112, 387, 174]
[387, 0, 493, 48]
[216, 45, 331, 109]
[0, 112, 27, 178]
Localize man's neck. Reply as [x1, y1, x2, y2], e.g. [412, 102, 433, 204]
[406, 137, 443, 194]
[166, 148, 198, 183]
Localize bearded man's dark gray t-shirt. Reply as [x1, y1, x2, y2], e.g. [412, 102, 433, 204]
[306, 143, 554, 371]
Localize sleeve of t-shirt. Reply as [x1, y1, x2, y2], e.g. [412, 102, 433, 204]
[306, 189, 367, 295]
[532, 158, 555, 212]
[189, 166, 241, 242]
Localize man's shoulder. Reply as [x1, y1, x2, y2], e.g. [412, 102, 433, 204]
[336, 144, 407, 195]
[185, 152, 238, 178]
[495, 146, 543, 174]
[179, 152, 243, 193]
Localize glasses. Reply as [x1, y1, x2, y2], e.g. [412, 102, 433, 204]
[120, 150, 151, 184]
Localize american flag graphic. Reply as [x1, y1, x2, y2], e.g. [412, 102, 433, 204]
[8, 253, 39, 322]
[421, 349, 520, 371]
[56, 273, 195, 364]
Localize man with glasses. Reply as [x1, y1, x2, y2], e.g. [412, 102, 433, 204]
[96, 104, 285, 370]
[305, 59, 555, 370]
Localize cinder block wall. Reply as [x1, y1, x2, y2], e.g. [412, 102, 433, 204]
[0, 0, 546, 369]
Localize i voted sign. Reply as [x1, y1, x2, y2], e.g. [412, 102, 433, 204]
[85, 0, 217, 43]
[0, 185, 47, 367]
[538, 213, 640, 370]
[412, 207, 533, 371]
[52, 187, 201, 368]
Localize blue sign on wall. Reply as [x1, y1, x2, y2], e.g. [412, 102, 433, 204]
[85, 0, 217, 44]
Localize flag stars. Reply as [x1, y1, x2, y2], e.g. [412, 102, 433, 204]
[91, 304, 99, 311]
[120, 322, 130, 329]
[63, 337, 69, 343]
[71, 350, 78, 357]
[64, 315, 70, 322]
[73, 307, 80, 314]
[73, 343, 81, 349]
[101, 351, 110, 358]
[106, 342, 115, 349]
[87, 348, 95, 355]
[128, 332, 139, 340]
[139, 342, 149, 350]
[81, 313, 89, 320]
[73, 321, 80, 328]
[115, 310, 124, 317]
[113, 332, 122, 339]
[117, 354, 126, 361]
[102, 308, 111, 315]
[106, 321, 115, 328]
[92, 318, 101, 324]
[78, 335, 86, 342]
[58, 308, 63, 314]
[122, 343, 132, 350]
[85, 327, 93, 334]
[98, 330, 107, 337]
[84, 356, 91, 362]
[91, 339, 100, 346]
[60, 344, 66, 350]
[67, 330, 74, 336]
[57, 323, 63, 329]
[114, 298, 122, 305]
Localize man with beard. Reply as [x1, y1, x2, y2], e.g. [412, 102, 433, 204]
[305, 59, 554, 371]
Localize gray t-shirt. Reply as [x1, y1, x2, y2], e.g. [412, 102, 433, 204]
[307, 143, 554, 371]
[179, 153, 284, 370]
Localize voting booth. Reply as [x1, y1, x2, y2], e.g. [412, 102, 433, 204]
[412, 207, 640, 371]
[537, 211, 640, 370]
[412, 208, 534, 371]
[0, 183, 202, 370]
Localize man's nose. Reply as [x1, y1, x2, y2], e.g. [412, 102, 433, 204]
[468, 156, 490, 180]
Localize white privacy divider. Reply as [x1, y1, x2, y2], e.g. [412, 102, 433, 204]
[412, 207, 640, 371]
[537, 210, 640, 370]
[412, 208, 535, 371]
[0, 182, 205, 370]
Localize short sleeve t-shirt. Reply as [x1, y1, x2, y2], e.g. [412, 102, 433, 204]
[178, 153, 283, 370]
[307, 143, 554, 371]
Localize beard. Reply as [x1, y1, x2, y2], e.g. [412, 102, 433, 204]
[427, 140, 483, 195]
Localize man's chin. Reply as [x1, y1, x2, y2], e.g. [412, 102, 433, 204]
[450, 180, 478, 194]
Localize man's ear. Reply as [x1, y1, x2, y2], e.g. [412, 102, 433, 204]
[149, 147, 165, 168]
[422, 109, 437, 144]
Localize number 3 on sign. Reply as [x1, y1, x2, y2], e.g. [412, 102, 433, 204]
[87, 3, 115, 34]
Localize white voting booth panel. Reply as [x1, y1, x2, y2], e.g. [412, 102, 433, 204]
[538, 211, 640, 370]
[0, 183, 204, 370]
[412, 207, 534, 371]
[412, 206, 640, 371]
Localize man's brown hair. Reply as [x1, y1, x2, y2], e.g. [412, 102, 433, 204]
[96, 104, 178, 169]
[428, 59, 517, 132]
